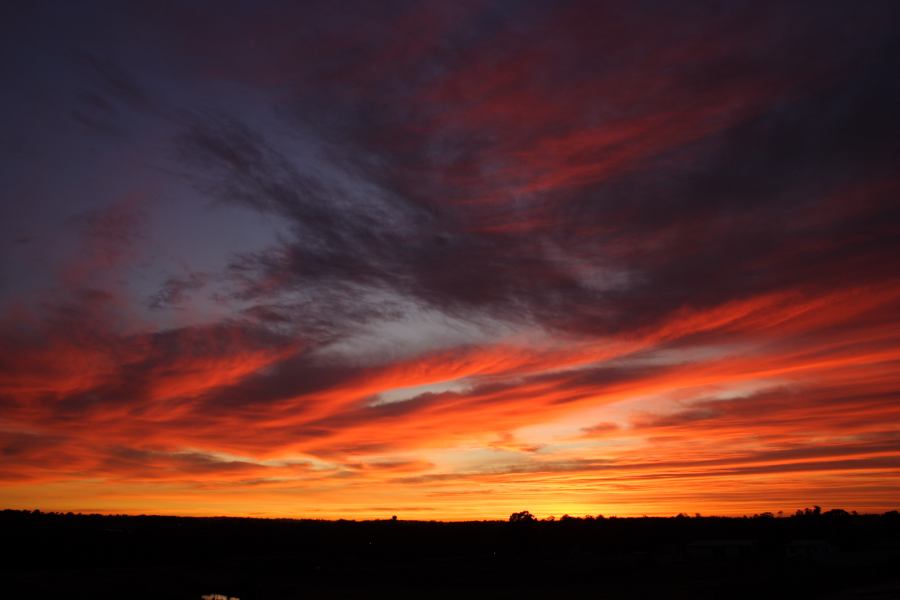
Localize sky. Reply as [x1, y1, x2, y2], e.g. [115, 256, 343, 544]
[1, 0, 899, 520]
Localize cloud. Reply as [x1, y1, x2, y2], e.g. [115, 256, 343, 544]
[148, 272, 209, 309]
[69, 53, 158, 134]
[2, 0, 900, 518]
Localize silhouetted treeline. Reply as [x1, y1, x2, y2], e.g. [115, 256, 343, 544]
[2, 508, 899, 599]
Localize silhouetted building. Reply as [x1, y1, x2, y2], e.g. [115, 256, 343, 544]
[687, 539, 758, 561]
[786, 539, 836, 560]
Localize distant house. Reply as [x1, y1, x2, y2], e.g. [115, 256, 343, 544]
[786, 539, 836, 560]
[687, 539, 758, 561]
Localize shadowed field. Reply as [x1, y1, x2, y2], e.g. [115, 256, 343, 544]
[3, 509, 899, 599]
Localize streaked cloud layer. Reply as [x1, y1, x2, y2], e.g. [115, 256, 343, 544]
[1, 1, 899, 519]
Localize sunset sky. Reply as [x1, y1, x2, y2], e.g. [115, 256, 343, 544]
[2, 1, 899, 520]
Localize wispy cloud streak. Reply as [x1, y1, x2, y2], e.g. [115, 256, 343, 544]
[1, 0, 899, 518]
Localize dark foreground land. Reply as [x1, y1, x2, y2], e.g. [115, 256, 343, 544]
[3, 509, 900, 599]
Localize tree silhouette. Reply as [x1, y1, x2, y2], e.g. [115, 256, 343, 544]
[508, 510, 536, 523]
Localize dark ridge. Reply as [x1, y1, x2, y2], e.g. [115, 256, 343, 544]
[2, 508, 899, 599]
